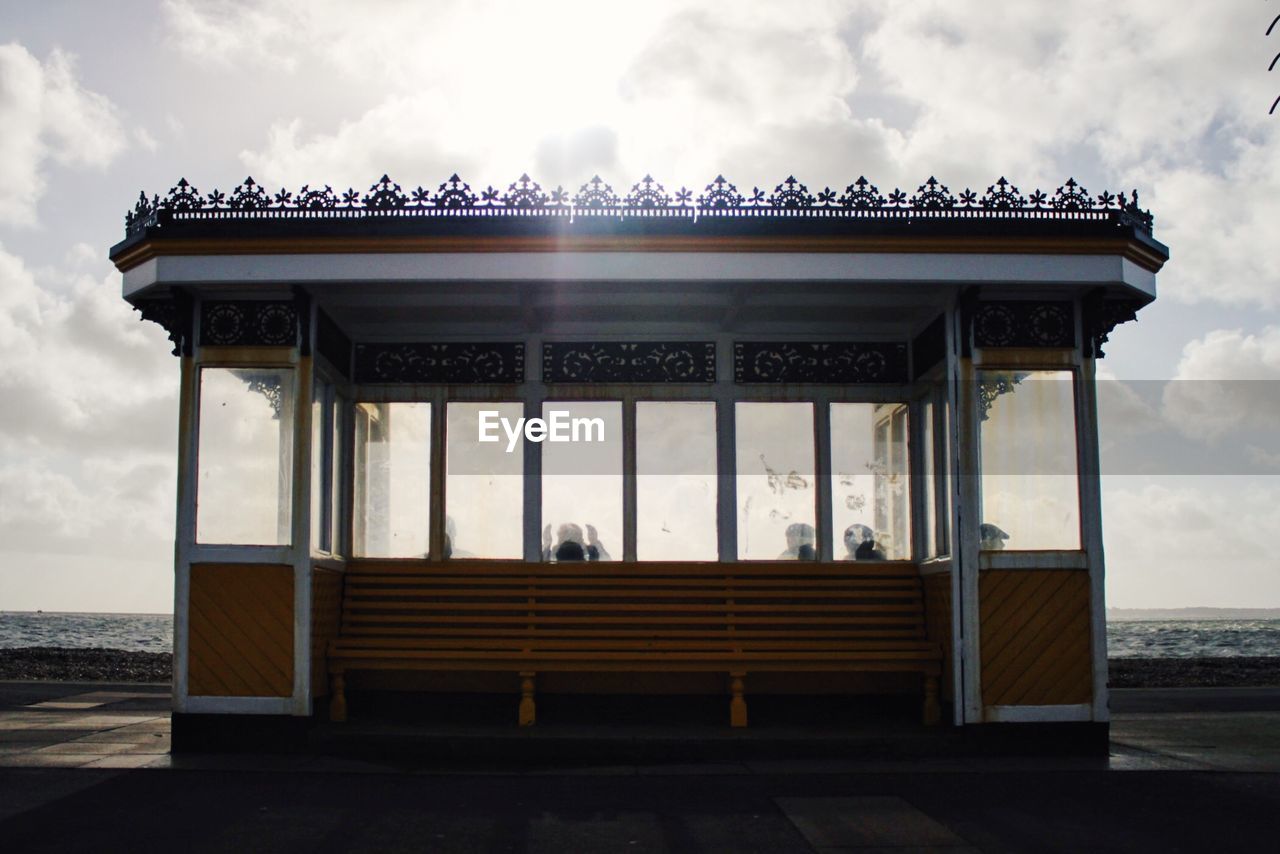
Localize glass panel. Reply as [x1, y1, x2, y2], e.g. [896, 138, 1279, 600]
[310, 378, 331, 553]
[978, 370, 1080, 550]
[446, 402, 524, 559]
[541, 401, 622, 562]
[636, 402, 717, 561]
[196, 367, 293, 545]
[736, 402, 816, 560]
[353, 402, 431, 558]
[831, 403, 911, 560]
[923, 399, 936, 558]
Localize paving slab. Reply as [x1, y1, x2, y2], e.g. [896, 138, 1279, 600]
[776, 796, 976, 851]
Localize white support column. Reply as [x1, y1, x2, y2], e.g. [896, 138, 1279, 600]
[172, 354, 198, 714]
[1077, 356, 1110, 722]
[950, 304, 985, 725]
[291, 356, 314, 716]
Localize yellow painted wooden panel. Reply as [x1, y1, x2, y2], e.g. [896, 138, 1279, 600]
[188, 563, 294, 697]
[310, 567, 343, 696]
[980, 570, 1092, 707]
[922, 573, 953, 702]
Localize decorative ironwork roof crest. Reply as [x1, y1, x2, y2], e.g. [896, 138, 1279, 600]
[122, 171, 1158, 237]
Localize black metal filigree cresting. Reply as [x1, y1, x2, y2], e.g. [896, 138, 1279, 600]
[543, 342, 715, 383]
[353, 343, 524, 384]
[734, 342, 910, 385]
[122, 173, 1156, 236]
[200, 301, 299, 347]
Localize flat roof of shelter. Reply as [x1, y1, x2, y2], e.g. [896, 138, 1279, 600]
[110, 173, 1168, 276]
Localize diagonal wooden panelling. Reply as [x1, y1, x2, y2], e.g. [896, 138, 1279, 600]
[980, 569, 1092, 707]
[921, 573, 953, 702]
[310, 567, 344, 696]
[189, 563, 294, 697]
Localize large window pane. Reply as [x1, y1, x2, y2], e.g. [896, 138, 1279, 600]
[637, 402, 717, 561]
[353, 402, 431, 557]
[310, 378, 334, 553]
[979, 370, 1080, 550]
[447, 402, 523, 559]
[831, 403, 911, 560]
[197, 367, 294, 545]
[541, 401, 621, 562]
[736, 402, 815, 560]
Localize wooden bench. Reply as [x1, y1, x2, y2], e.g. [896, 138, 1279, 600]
[327, 561, 942, 727]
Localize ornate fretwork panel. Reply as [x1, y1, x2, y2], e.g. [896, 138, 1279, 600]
[734, 342, 909, 384]
[1082, 291, 1144, 358]
[978, 370, 1030, 421]
[353, 343, 524, 384]
[134, 294, 192, 356]
[542, 342, 715, 383]
[972, 301, 1075, 349]
[200, 301, 300, 347]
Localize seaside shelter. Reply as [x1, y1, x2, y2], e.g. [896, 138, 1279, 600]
[110, 172, 1167, 752]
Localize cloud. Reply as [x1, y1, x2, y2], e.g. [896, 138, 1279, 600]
[1104, 478, 1280, 608]
[0, 243, 177, 609]
[161, 2, 1280, 310]
[164, 1, 883, 193]
[0, 43, 127, 226]
[1162, 327, 1280, 440]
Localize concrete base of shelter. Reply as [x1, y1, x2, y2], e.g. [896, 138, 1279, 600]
[172, 690, 1104, 760]
[171, 712, 311, 754]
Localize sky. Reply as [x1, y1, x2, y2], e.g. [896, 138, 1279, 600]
[0, 0, 1278, 613]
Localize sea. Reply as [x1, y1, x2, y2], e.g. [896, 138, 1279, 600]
[1, 612, 1278, 658]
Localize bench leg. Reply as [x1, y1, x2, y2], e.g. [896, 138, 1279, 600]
[922, 674, 940, 726]
[518, 672, 536, 727]
[330, 671, 348, 723]
[729, 672, 748, 728]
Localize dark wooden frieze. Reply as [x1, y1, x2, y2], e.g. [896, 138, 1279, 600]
[734, 342, 909, 384]
[353, 342, 524, 384]
[972, 301, 1075, 349]
[200, 300, 300, 347]
[542, 342, 716, 383]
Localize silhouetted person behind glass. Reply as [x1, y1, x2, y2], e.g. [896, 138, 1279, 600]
[844, 523, 885, 560]
[778, 522, 816, 560]
[980, 523, 1010, 551]
[442, 516, 474, 560]
[543, 522, 611, 562]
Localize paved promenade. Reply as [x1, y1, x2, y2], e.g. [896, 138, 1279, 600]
[2, 681, 1279, 852]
